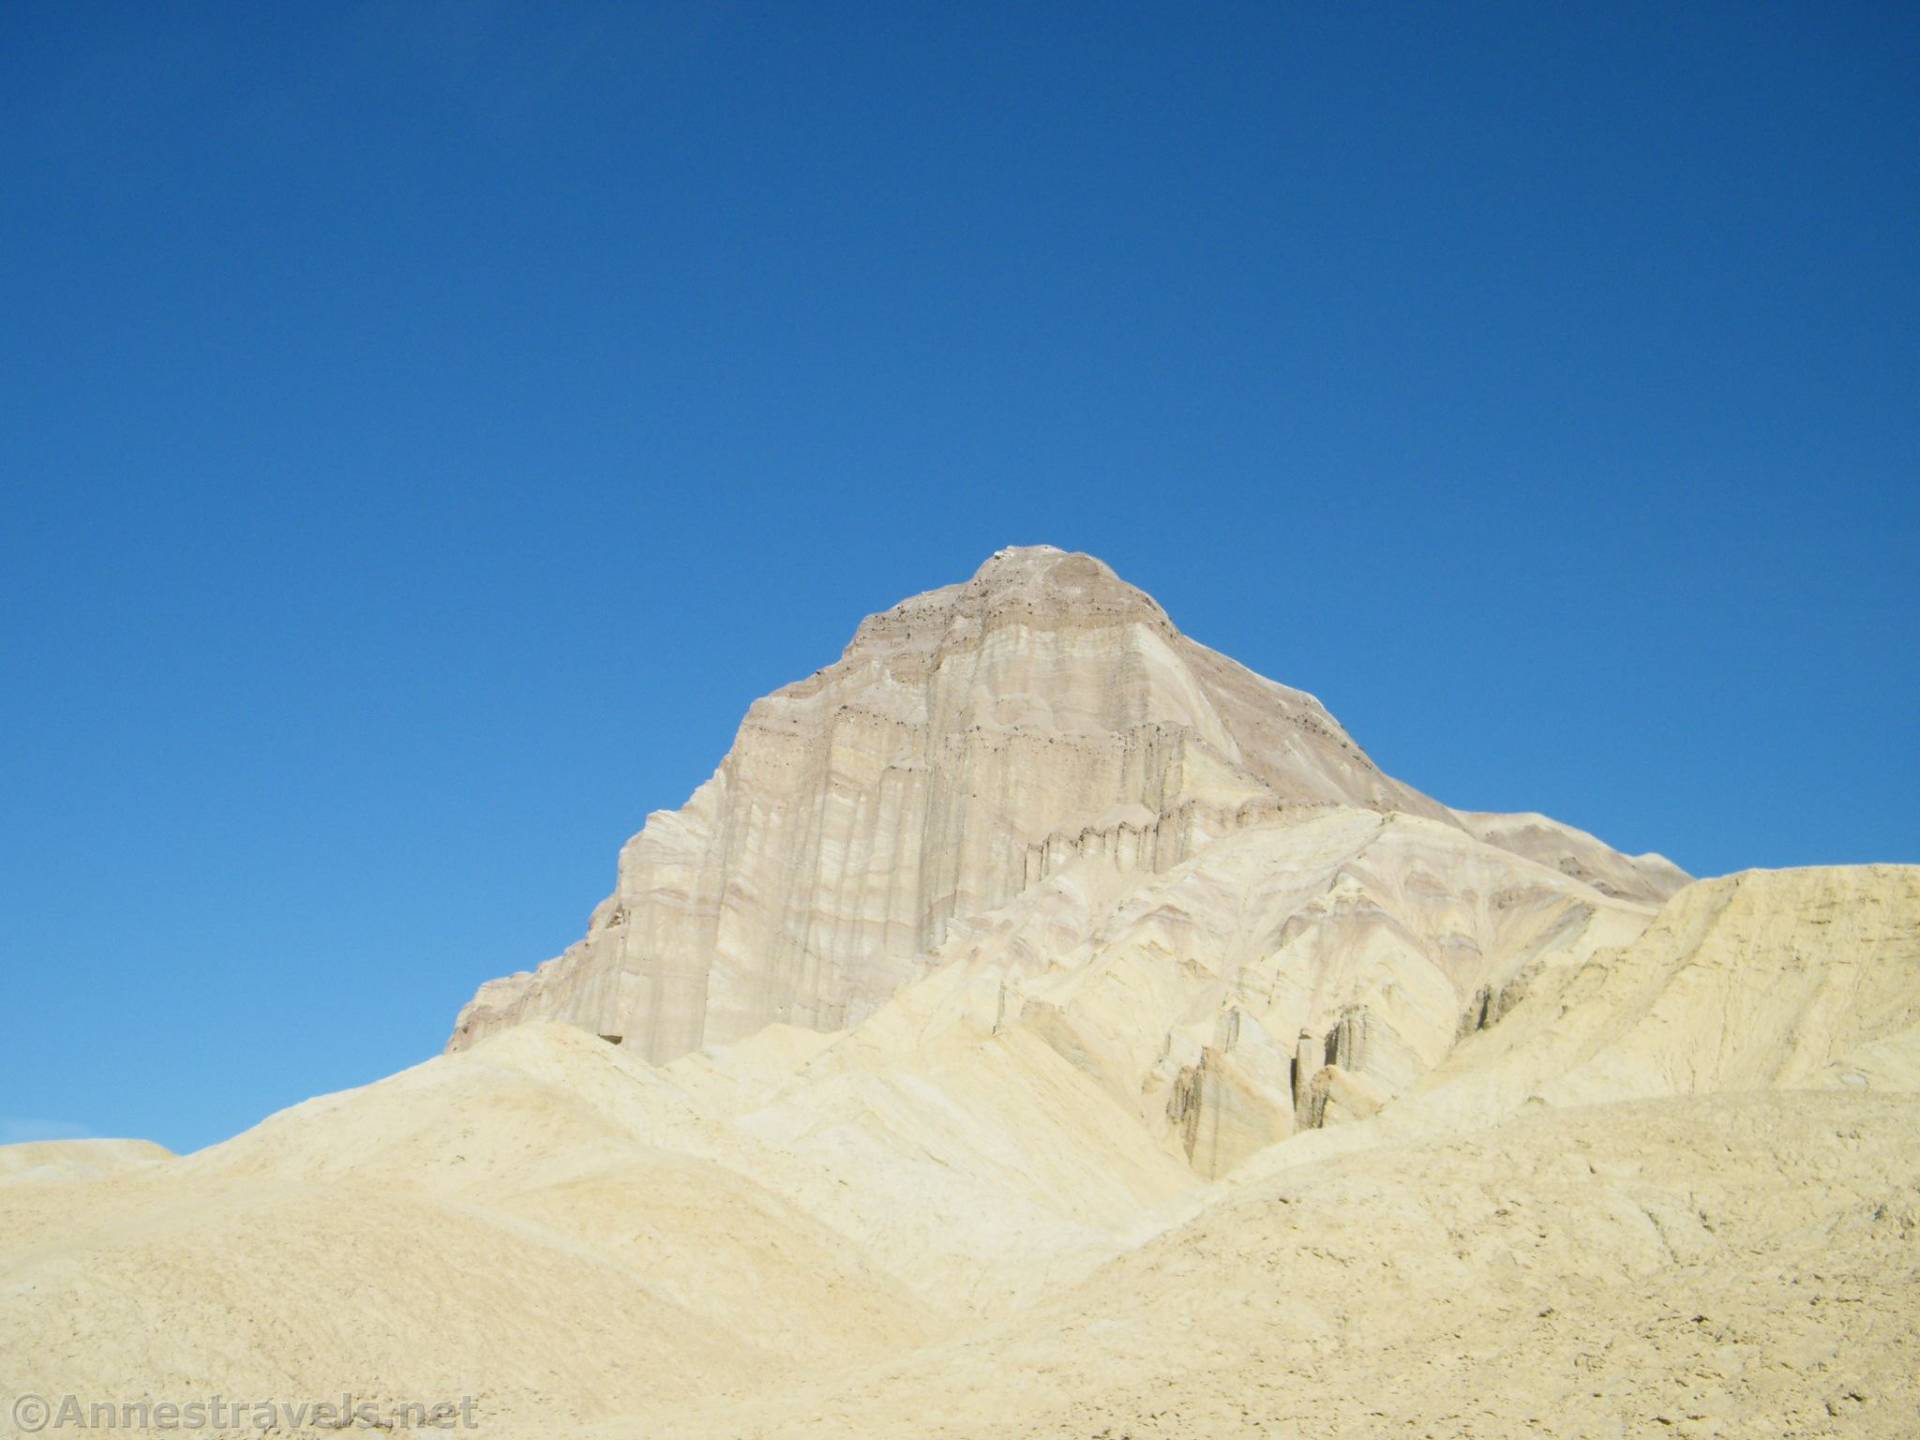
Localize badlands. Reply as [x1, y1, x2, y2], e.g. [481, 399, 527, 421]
[6, 547, 1917, 1438]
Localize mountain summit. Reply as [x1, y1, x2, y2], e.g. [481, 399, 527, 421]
[448, 547, 1679, 1063]
[21, 554, 1920, 1440]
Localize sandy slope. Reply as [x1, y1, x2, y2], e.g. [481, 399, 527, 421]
[6, 862, 1918, 1438]
[1, 1028, 939, 1431]
[643, 1092, 1919, 1440]
[1394, 863, 1920, 1126]
[10, 553, 1909, 1436]
[0, 1140, 170, 1186]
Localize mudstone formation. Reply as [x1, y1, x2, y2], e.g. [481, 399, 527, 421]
[13, 547, 1919, 1438]
[450, 546, 1688, 1174]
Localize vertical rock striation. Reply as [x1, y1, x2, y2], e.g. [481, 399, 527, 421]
[449, 546, 1682, 1074]
[449, 547, 1453, 1061]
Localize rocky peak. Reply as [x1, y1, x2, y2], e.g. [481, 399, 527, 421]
[849, 547, 1172, 651]
[445, 549, 1656, 1063]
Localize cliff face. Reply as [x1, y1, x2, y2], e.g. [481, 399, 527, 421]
[447, 547, 1655, 1063]
[448, 548, 1440, 1060]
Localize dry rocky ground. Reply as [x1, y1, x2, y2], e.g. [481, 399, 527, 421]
[7, 550, 1915, 1438]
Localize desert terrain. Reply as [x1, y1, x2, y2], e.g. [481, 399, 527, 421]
[6, 549, 1915, 1438]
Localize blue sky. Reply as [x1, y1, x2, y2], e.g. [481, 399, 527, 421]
[3, 3, 1915, 1154]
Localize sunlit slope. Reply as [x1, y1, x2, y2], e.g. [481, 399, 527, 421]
[1401, 864, 1920, 1123]
[0, 1025, 937, 1431]
[5, 857, 1913, 1438]
[653, 1091, 1917, 1440]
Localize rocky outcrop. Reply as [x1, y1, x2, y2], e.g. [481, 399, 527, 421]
[914, 806, 1664, 1177]
[449, 548, 1690, 1075]
[450, 547, 1465, 1062]
[1453, 809, 1689, 905]
[1415, 863, 1920, 1113]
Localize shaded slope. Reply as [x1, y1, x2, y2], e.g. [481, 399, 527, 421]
[1456, 808, 1690, 905]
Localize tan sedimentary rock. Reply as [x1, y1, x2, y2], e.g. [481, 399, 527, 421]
[1402, 862, 1920, 1118]
[843, 806, 1665, 1179]
[449, 547, 1460, 1062]
[9, 538, 1917, 1438]
[9, 868, 1916, 1439]
[1454, 807, 1690, 904]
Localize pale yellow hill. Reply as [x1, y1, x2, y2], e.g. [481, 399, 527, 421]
[4, 862, 1915, 1439]
[1402, 863, 1920, 1125]
[0, 1025, 937, 1434]
[649, 1091, 1918, 1440]
[0, 1139, 170, 1187]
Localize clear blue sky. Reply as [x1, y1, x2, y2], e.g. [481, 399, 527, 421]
[3, 3, 1915, 1154]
